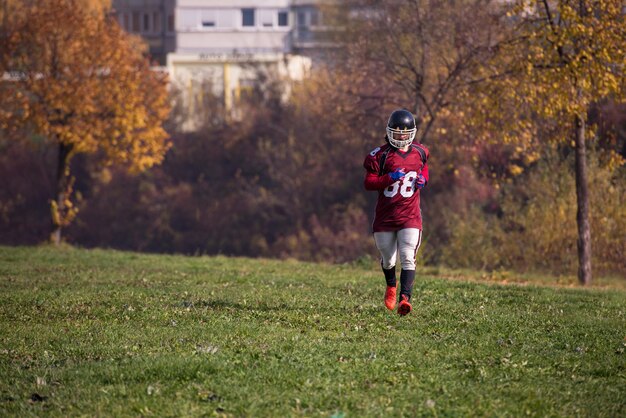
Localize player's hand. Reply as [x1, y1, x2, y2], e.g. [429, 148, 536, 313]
[389, 168, 406, 181]
[416, 174, 427, 189]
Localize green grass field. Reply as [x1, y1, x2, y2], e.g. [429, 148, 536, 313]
[0, 246, 624, 417]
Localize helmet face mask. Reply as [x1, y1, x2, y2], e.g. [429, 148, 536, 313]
[386, 109, 417, 148]
[386, 126, 416, 148]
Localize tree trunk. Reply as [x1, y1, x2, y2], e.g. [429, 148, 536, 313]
[50, 142, 73, 245]
[574, 113, 592, 285]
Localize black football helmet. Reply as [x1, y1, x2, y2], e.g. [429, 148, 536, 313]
[386, 109, 417, 148]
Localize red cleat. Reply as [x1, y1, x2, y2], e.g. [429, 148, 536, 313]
[384, 285, 397, 310]
[397, 295, 412, 316]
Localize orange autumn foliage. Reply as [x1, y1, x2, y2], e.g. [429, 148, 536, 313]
[0, 0, 170, 242]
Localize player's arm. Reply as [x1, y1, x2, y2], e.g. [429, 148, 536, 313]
[363, 148, 405, 191]
[418, 144, 430, 187]
[364, 171, 395, 191]
[421, 163, 429, 184]
[414, 163, 429, 189]
[364, 168, 407, 191]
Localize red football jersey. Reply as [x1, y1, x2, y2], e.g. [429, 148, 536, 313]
[363, 143, 430, 232]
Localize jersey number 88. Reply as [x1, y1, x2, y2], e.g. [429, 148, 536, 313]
[384, 171, 418, 198]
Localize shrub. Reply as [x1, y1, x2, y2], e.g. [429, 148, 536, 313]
[442, 149, 625, 276]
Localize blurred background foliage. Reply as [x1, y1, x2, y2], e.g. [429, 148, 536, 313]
[1, 73, 624, 276]
[0, 0, 624, 278]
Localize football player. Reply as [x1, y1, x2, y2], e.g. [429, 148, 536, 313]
[363, 109, 430, 316]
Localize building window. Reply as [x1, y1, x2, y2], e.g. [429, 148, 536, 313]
[242, 8, 255, 27]
[310, 10, 320, 26]
[153, 12, 161, 32]
[143, 13, 150, 32]
[167, 14, 174, 32]
[132, 12, 140, 32]
[297, 11, 306, 27]
[278, 11, 288, 27]
[201, 10, 216, 28]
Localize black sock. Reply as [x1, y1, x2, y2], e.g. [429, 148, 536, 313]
[400, 269, 416, 300]
[382, 264, 396, 287]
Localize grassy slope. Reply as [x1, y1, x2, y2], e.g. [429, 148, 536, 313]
[0, 246, 624, 417]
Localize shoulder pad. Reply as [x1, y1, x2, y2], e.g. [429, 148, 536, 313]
[369, 146, 382, 157]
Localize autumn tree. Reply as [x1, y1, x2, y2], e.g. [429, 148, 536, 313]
[0, 0, 170, 244]
[326, 0, 507, 142]
[462, 0, 625, 285]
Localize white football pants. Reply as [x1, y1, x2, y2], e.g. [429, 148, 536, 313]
[374, 228, 422, 270]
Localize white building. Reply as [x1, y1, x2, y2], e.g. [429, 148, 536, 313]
[170, 1, 311, 127]
[113, 1, 334, 130]
[175, 1, 293, 55]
